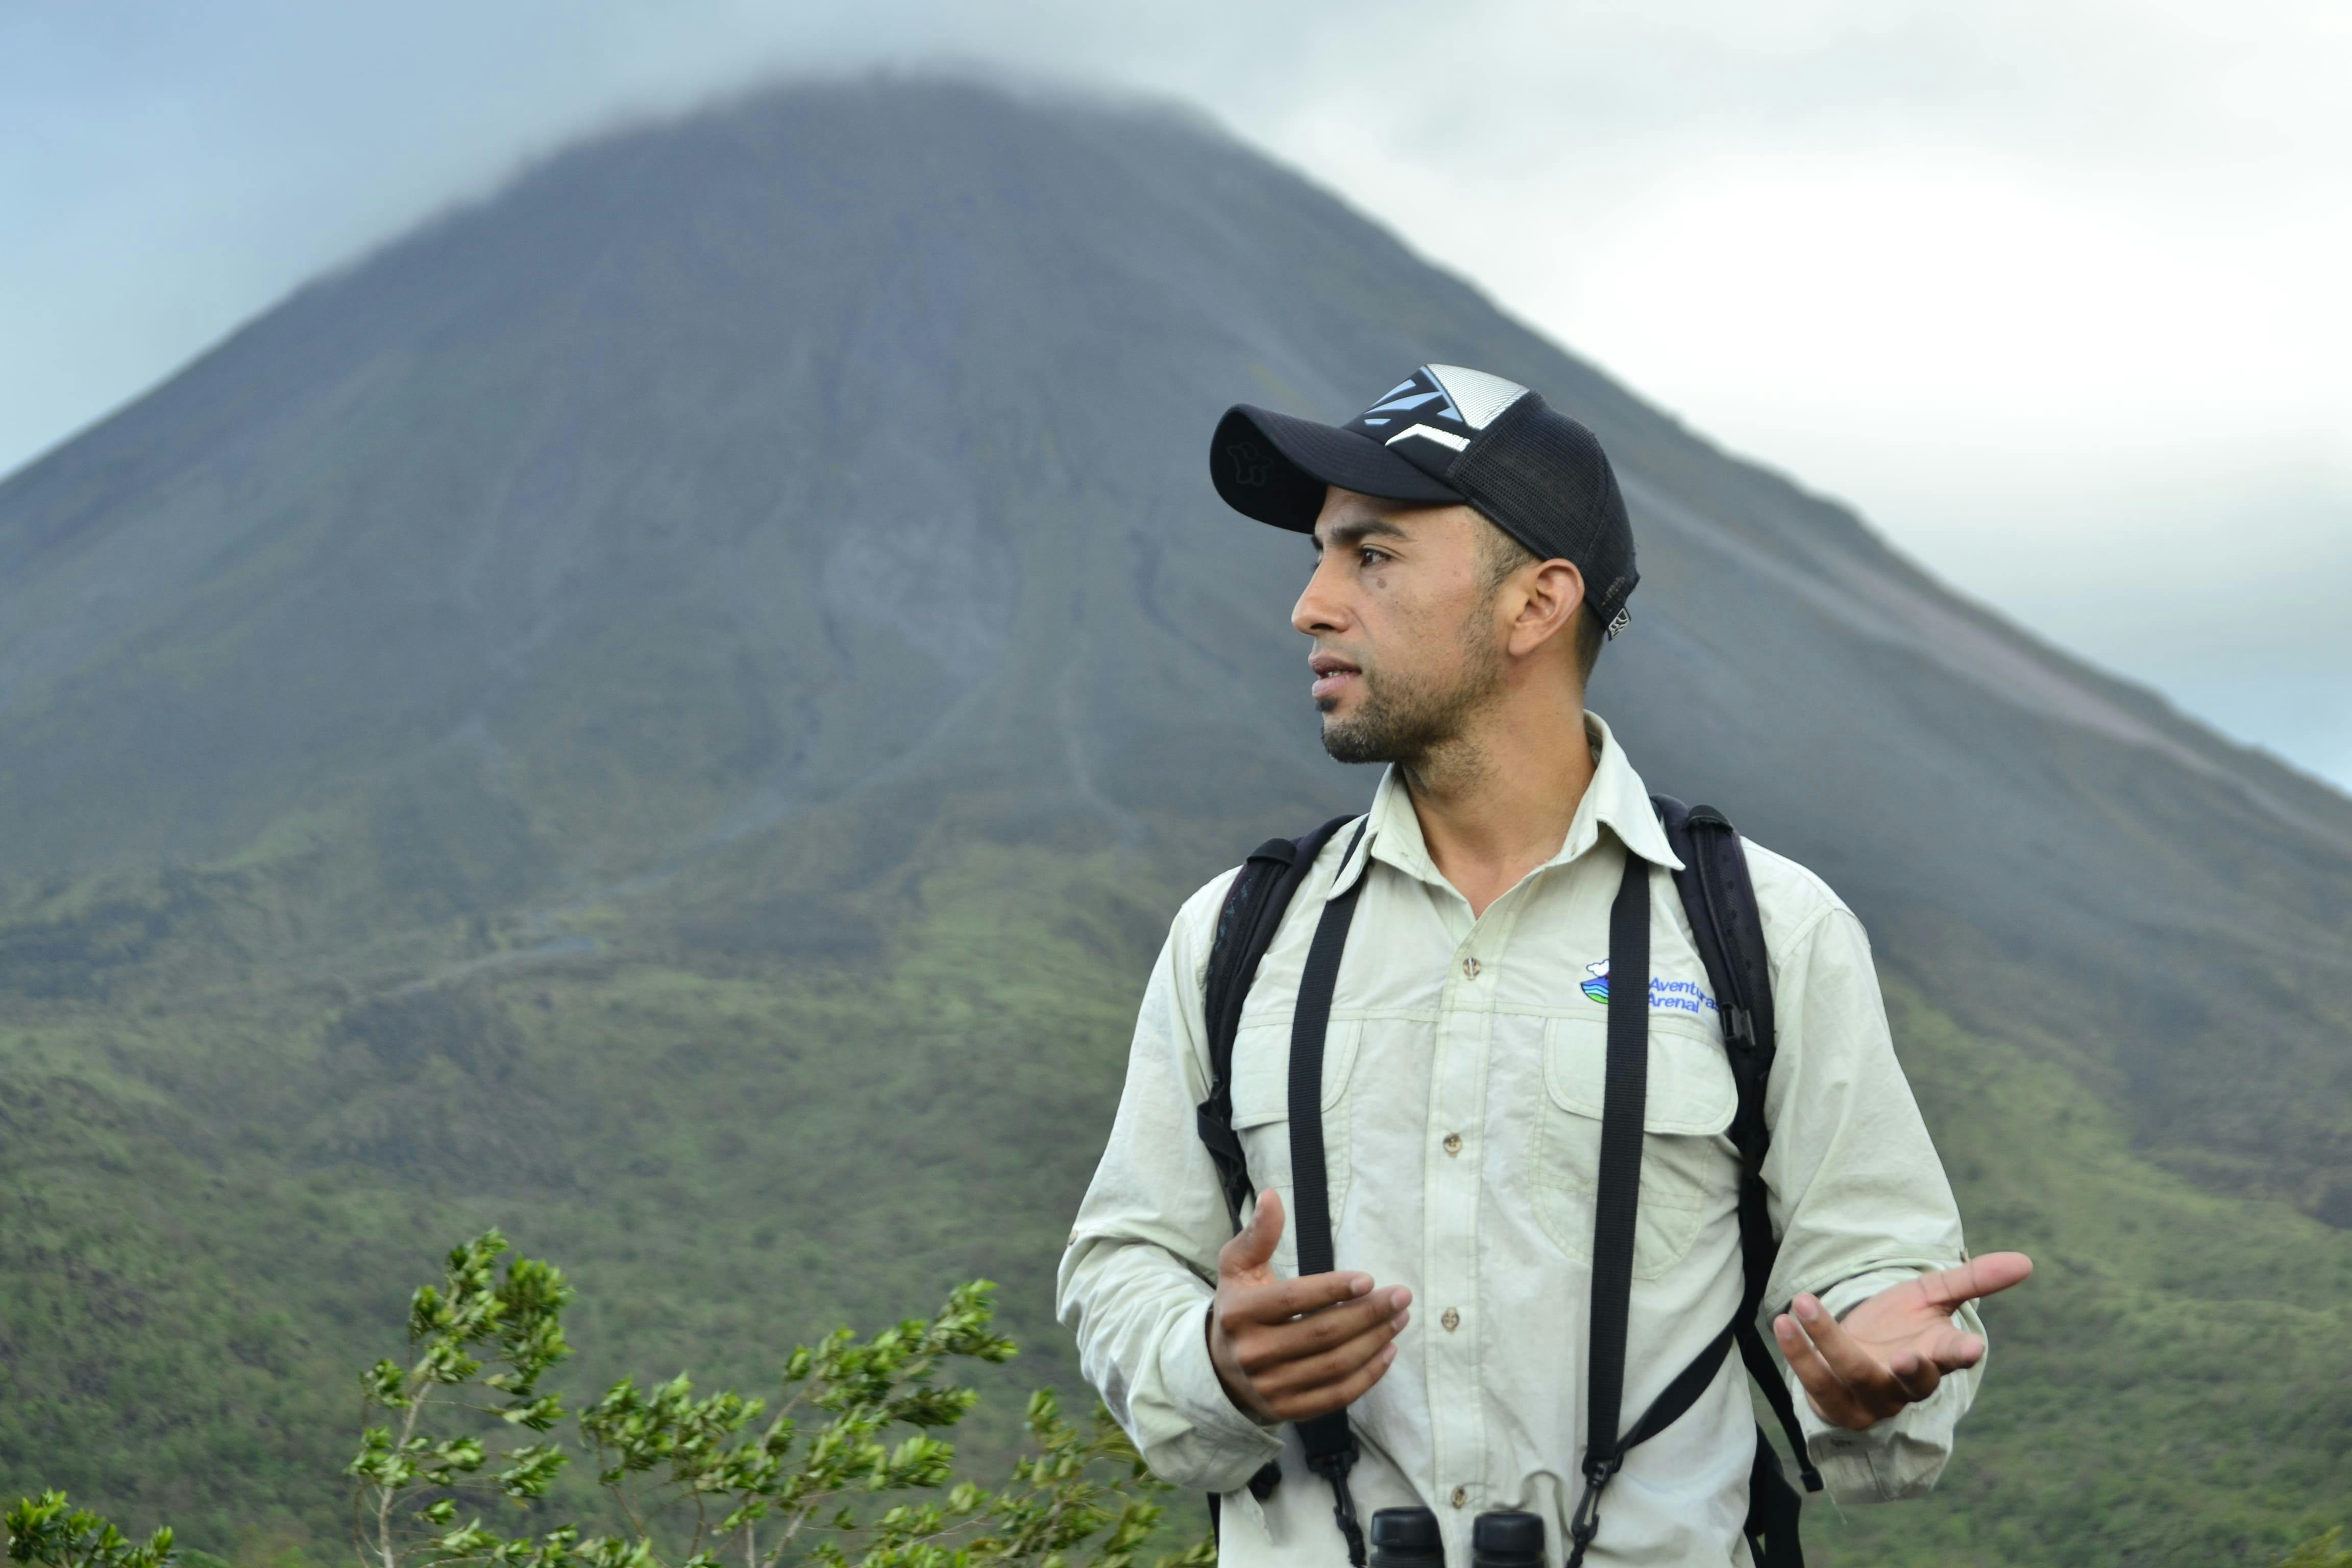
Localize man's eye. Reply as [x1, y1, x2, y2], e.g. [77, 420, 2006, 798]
[1358, 547, 1387, 567]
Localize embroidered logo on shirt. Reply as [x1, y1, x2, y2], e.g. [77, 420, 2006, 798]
[1651, 977, 1720, 1017]
[1579, 960, 1719, 1016]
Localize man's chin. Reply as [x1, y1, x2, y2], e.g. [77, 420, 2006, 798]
[1318, 716, 1389, 767]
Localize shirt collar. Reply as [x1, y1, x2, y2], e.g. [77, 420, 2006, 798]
[1325, 710, 1681, 901]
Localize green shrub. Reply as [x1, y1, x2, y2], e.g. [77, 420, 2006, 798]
[11, 1233, 1206, 1568]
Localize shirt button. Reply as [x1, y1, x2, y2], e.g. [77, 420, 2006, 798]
[1450, 1486, 1468, 1510]
[1461, 956, 1482, 979]
[1441, 1308, 1461, 1332]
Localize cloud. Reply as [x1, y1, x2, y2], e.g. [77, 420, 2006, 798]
[2, 0, 2345, 783]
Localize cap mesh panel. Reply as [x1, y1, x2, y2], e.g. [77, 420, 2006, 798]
[1447, 396, 1639, 623]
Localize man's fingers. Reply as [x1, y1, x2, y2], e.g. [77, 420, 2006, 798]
[1268, 1341, 1402, 1423]
[1919, 1324, 1988, 1374]
[1217, 1189, 1288, 1282]
[1773, 1311, 1869, 1429]
[1791, 1294, 1927, 1422]
[1885, 1350, 1941, 1404]
[1254, 1310, 1409, 1399]
[1226, 1284, 1407, 1365]
[1205, 1188, 1407, 1428]
[1209, 1280, 1404, 1425]
[1917, 1252, 2034, 1312]
[1776, 1260, 2012, 1432]
[1222, 1270, 1383, 1331]
[1784, 1294, 1976, 1424]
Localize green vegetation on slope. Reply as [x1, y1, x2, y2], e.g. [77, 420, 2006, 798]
[1814, 978, 2352, 1565]
[3, 802, 2347, 1567]
[0, 803, 1189, 1558]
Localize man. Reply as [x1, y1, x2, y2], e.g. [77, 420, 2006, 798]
[1056, 364, 2031, 1566]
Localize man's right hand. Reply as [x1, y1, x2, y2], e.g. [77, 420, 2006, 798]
[1208, 1188, 1411, 1423]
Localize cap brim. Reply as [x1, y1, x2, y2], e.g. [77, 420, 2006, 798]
[1210, 405, 1464, 531]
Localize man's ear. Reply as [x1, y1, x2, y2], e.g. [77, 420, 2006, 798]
[1505, 558, 1586, 660]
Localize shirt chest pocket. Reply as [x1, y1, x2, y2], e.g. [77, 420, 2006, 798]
[1228, 1019, 1364, 1277]
[1532, 1017, 1740, 1280]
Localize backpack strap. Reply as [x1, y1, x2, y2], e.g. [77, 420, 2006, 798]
[1285, 826, 1374, 1567]
[1573, 847, 1655, 1537]
[1652, 796, 1823, 1565]
[1192, 814, 1362, 1547]
[1196, 814, 1358, 1229]
[1570, 849, 1733, 1566]
[1569, 807, 1824, 1568]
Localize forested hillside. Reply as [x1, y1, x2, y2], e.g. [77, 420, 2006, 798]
[1, 76, 2346, 1567]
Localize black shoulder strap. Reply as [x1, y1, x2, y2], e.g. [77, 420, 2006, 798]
[1571, 806, 1822, 1568]
[1580, 848, 1653, 1488]
[1196, 814, 1357, 1230]
[1193, 815, 1368, 1561]
[1651, 796, 1823, 1560]
[1287, 827, 1373, 1566]
[1568, 850, 1678, 1566]
[1650, 797, 1775, 1179]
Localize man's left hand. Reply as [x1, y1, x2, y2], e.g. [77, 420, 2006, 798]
[1774, 1252, 2034, 1430]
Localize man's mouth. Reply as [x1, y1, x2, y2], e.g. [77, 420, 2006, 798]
[1309, 652, 1363, 703]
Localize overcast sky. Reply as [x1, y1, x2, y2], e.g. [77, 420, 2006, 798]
[5, 0, 2346, 788]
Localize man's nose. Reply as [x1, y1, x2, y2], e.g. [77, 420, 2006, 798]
[1291, 554, 1350, 638]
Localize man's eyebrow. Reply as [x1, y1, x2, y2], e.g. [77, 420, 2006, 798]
[1312, 517, 1411, 552]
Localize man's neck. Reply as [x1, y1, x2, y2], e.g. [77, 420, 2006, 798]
[1400, 692, 1596, 919]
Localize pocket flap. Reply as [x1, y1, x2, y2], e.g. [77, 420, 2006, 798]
[1230, 1073, 1289, 1130]
[1227, 1020, 1361, 1128]
[1543, 1018, 1736, 1136]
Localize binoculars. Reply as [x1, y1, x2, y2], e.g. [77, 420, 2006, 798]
[1368, 1507, 1544, 1568]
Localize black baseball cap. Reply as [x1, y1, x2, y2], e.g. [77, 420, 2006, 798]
[1209, 364, 1638, 636]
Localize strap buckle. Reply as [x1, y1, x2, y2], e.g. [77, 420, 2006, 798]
[1569, 1455, 1621, 1547]
[1304, 1443, 1367, 1568]
[1304, 1440, 1357, 1486]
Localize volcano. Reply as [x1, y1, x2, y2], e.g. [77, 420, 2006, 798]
[0, 76, 2344, 1565]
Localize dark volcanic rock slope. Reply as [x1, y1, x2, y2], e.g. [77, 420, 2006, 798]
[0, 77, 2346, 1562]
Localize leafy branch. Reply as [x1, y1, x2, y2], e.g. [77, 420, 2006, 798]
[346, 1232, 576, 1568]
[8, 1232, 1207, 1568]
[4, 1494, 173, 1568]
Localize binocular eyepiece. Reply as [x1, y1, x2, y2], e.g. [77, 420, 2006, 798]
[1367, 1508, 1444, 1568]
[1367, 1507, 1545, 1568]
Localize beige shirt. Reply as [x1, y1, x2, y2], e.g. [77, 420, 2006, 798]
[1057, 715, 1983, 1568]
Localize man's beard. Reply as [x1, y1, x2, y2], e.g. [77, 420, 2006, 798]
[1318, 623, 1504, 767]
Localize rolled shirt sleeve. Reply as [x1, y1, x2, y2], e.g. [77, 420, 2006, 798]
[1056, 875, 1286, 1492]
[1759, 899, 1985, 1501]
